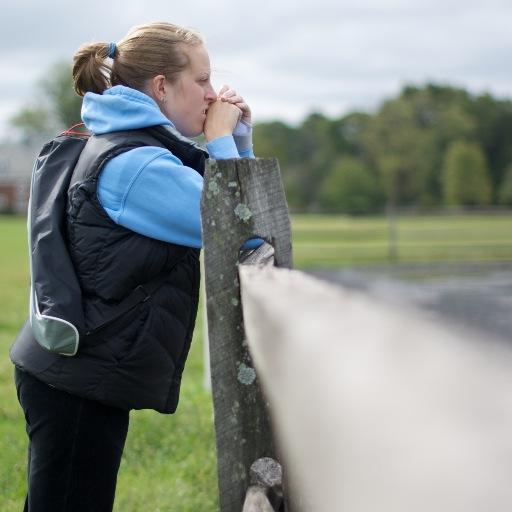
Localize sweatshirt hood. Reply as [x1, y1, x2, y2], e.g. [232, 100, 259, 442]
[81, 85, 173, 134]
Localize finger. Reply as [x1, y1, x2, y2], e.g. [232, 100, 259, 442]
[222, 94, 244, 104]
[235, 103, 251, 124]
[234, 101, 250, 113]
[221, 89, 237, 100]
[231, 103, 243, 114]
[223, 102, 242, 122]
[219, 100, 242, 115]
[218, 84, 230, 97]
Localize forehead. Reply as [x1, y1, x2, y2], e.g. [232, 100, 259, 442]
[185, 44, 211, 74]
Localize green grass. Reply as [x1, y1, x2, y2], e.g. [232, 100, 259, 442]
[0, 216, 218, 512]
[1, 211, 511, 510]
[291, 213, 512, 267]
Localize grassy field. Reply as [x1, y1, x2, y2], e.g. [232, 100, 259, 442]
[1, 212, 511, 511]
[291, 212, 512, 267]
[0, 216, 218, 512]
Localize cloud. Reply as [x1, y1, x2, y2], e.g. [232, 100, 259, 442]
[0, 0, 511, 138]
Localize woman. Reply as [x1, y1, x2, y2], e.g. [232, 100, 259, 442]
[12, 21, 254, 512]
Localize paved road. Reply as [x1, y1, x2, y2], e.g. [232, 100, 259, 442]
[308, 262, 512, 342]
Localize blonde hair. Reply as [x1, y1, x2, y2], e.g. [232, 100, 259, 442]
[72, 21, 203, 97]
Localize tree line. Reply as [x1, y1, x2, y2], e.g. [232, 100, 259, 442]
[10, 64, 512, 214]
[253, 85, 512, 213]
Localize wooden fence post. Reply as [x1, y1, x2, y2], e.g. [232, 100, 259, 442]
[200, 157, 292, 512]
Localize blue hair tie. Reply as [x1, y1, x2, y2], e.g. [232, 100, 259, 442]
[107, 42, 117, 59]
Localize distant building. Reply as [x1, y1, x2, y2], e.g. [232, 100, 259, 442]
[0, 141, 39, 214]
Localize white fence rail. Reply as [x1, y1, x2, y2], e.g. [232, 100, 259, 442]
[239, 264, 512, 511]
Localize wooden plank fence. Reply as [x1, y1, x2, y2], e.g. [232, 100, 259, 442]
[238, 265, 512, 511]
[201, 157, 512, 511]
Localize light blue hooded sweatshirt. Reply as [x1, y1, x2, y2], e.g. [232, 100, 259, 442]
[81, 85, 256, 249]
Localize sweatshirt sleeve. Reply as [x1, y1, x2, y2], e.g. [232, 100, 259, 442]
[233, 120, 255, 158]
[98, 146, 204, 247]
[207, 133, 255, 159]
[206, 135, 239, 159]
[98, 137, 260, 249]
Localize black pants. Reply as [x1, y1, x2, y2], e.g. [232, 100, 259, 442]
[14, 368, 130, 512]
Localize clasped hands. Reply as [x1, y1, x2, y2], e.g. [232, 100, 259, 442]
[204, 85, 251, 141]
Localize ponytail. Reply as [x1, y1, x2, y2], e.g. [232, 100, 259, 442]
[72, 42, 113, 96]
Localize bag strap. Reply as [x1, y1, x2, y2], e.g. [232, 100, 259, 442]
[60, 122, 91, 138]
[84, 247, 189, 338]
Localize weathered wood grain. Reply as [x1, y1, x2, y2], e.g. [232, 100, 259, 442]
[200, 158, 292, 512]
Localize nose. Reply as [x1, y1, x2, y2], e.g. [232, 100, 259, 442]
[205, 84, 216, 103]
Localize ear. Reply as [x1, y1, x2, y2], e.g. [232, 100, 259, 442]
[148, 74, 167, 102]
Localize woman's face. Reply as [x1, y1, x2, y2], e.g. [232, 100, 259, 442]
[163, 44, 217, 137]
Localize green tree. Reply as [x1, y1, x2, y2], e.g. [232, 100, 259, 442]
[253, 121, 305, 209]
[41, 62, 83, 128]
[255, 84, 511, 210]
[9, 106, 53, 144]
[293, 112, 337, 209]
[499, 164, 512, 206]
[335, 112, 371, 157]
[469, 93, 512, 198]
[252, 120, 299, 171]
[442, 141, 492, 206]
[363, 98, 431, 206]
[253, 111, 375, 211]
[363, 84, 476, 207]
[318, 156, 382, 214]
[10, 61, 82, 140]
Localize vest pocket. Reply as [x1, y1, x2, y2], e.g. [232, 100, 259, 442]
[101, 317, 176, 411]
[80, 303, 148, 363]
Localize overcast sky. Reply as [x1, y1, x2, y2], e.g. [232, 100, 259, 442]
[0, 0, 510, 139]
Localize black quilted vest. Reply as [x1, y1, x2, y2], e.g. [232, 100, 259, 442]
[12, 126, 206, 413]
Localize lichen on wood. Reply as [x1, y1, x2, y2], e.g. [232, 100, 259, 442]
[201, 157, 292, 512]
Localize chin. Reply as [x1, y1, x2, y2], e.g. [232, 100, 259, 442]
[182, 126, 202, 138]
